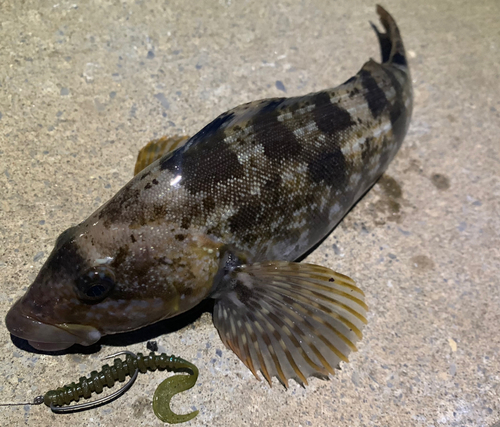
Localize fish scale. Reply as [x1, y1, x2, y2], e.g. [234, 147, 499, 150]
[6, 6, 411, 386]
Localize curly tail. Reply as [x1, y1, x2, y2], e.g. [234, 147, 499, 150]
[371, 5, 408, 67]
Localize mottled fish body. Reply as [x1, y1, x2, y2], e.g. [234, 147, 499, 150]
[7, 7, 412, 386]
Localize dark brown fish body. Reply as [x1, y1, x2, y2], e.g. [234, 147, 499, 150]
[6, 7, 412, 386]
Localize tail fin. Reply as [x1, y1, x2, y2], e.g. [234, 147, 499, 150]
[370, 5, 407, 66]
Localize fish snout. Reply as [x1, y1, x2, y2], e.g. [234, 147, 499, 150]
[5, 298, 101, 351]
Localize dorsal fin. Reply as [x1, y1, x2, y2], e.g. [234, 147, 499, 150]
[134, 135, 189, 175]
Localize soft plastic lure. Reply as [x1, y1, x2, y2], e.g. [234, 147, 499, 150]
[1, 351, 199, 424]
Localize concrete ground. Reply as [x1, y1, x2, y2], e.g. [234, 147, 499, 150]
[1, 0, 499, 426]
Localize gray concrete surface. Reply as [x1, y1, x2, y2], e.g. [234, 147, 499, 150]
[1, 0, 499, 426]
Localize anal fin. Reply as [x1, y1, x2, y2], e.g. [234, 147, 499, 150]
[134, 135, 189, 175]
[212, 261, 368, 387]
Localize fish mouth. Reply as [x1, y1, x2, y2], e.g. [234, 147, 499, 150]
[5, 299, 101, 352]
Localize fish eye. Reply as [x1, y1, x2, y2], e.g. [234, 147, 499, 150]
[76, 267, 115, 303]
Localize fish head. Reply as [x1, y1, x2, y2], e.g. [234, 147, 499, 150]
[5, 215, 222, 352]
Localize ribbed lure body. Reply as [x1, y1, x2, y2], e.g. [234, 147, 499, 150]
[44, 352, 198, 423]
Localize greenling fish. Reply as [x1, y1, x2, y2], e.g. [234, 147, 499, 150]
[6, 6, 412, 386]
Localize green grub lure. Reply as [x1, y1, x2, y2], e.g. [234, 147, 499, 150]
[0, 350, 199, 424]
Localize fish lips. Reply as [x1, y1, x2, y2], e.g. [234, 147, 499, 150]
[5, 298, 101, 351]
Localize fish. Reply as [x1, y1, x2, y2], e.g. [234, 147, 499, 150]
[5, 6, 412, 386]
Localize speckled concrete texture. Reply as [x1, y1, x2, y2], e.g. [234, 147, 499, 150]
[1, 0, 499, 426]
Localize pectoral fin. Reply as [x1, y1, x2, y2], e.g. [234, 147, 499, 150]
[134, 135, 189, 175]
[212, 261, 368, 387]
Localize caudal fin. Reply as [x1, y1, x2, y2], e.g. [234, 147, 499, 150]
[371, 5, 408, 67]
